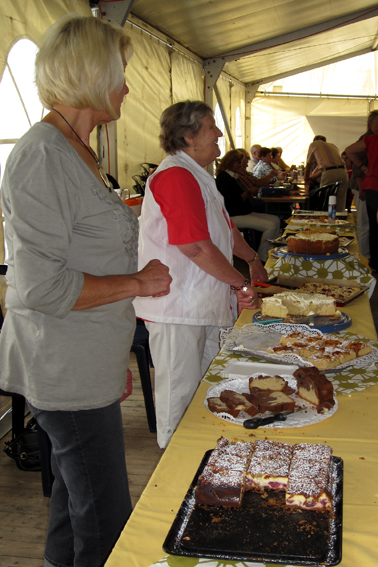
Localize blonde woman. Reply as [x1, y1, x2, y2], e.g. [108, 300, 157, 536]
[0, 14, 171, 567]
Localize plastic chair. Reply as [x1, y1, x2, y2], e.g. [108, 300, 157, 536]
[131, 319, 156, 433]
[308, 181, 340, 211]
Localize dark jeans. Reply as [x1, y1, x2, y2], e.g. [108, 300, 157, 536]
[364, 190, 378, 271]
[29, 400, 132, 567]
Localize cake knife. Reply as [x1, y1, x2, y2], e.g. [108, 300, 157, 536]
[243, 413, 287, 429]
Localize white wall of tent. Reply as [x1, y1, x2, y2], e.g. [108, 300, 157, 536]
[1, 0, 378, 269]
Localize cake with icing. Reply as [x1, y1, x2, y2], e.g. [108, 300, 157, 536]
[196, 437, 334, 513]
[287, 231, 339, 255]
[261, 292, 336, 318]
[245, 439, 293, 492]
[286, 443, 334, 510]
[195, 438, 253, 507]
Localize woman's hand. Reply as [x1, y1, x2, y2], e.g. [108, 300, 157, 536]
[235, 285, 260, 315]
[134, 259, 172, 297]
[248, 259, 268, 283]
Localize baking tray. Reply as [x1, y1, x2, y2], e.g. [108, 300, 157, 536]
[273, 246, 349, 261]
[163, 450, 343, 566]
[253, 310, 352, 333]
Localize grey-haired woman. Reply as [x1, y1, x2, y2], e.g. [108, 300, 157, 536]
[134, 100, 267, 449]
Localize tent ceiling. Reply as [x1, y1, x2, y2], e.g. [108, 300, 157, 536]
[130, 0, 378, 85]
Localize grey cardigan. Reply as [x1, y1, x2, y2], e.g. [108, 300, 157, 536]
[0, 123, 138, 410]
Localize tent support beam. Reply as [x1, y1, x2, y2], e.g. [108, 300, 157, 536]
[203, 8, 378, 65]
[214, 84, 235, 150]
[245, 84, 260, 151]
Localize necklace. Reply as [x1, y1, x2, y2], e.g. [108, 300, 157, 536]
[52, 108, 112, 192]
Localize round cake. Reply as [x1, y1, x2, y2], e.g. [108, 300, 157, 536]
[287, 231, 339, 255]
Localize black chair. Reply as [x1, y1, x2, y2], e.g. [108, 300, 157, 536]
[131, 319, 156, 433]
[0, 389, 54, 497]
[308, 181, 340, 211]
[239, 228, 262, 252]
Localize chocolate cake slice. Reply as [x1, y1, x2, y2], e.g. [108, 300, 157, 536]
[207, 397, 240, 418]
[247, 389, 295, 414]
[220, 390, 259, 417]
[195, 438, 253, 507]
[294, 367, 335, 412]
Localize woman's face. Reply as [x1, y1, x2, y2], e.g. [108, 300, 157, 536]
[189, 115, 223, 167]
[229, 159, 243, 173]
[272, 154, 280, 164]
[109, 62, 129, 118]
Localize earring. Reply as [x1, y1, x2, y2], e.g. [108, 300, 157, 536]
[194, 146, 197, 151]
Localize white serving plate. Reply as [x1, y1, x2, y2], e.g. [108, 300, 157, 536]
[220, 361, 299, 379]
[205, 374, 338, 428]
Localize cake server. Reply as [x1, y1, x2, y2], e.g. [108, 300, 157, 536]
[243, 413, 287, 429]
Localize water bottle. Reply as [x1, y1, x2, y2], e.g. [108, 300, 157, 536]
[328, 195, 336, 220]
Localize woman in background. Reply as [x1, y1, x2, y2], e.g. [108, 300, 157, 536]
[0, 15, 171, 567]
[134, 101, 267, 449]
[216, 149, 281, 262]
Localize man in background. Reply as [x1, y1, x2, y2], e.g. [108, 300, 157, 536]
[305, 135, 349, 212]
[246, 144, 261, 172]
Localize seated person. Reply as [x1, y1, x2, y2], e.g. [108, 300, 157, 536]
[246, 143, 261, 172]
[275, 146, 292, 171]
[237, 148, 276, 211]
[253, 147, 278, 182]
[271, 148, 284, 171]
[216, 150, 281, 262]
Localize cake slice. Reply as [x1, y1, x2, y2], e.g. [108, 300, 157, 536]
[343, 341, 372, 357]
[245, 439, 293, 493]
[294, 367, 335, 412]
[249, 374, 288, 392]
[207, 397, 240, 418]
[195, 437, 253, 507]
[247, 389, 295, 414]
[286, 443, 334, 511]
[219, 390, 259, 417]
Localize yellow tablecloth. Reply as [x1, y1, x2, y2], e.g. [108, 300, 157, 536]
[106, 290, 378, 567]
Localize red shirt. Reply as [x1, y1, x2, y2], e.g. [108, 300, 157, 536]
[363, 134, 378, 192]
[150, 167, 233, 244]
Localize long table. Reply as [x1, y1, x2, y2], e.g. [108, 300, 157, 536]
[107, 221, 378, 567]
[106, 289, 378, 567]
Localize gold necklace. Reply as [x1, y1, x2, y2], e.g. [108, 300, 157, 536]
[52, 108, 112, 192]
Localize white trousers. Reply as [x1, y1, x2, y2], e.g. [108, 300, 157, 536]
[145, 322, 220, 449]
[231, 213, 281, 262]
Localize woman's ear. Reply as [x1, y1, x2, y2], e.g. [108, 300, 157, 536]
[184, 134, 196, 148]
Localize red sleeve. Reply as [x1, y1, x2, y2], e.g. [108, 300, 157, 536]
[149, 167, 210, 244]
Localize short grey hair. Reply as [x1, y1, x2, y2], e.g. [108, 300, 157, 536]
[159, 100, 214, 154]
[35, 13, 132, 119]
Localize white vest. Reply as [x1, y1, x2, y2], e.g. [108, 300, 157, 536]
[134, 151, 236, 326]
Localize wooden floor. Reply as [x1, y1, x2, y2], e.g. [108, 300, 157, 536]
[1, 278, 378, 566]
[0, 355, 163, 566]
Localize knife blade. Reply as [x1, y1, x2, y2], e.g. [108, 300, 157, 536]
[243, 413, 287, 429]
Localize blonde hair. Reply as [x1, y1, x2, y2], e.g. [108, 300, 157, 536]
[35, 13, 132, 119]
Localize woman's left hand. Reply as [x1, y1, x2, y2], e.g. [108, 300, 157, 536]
[248, 260, 268, 283]
[235, 285, 260, 315]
